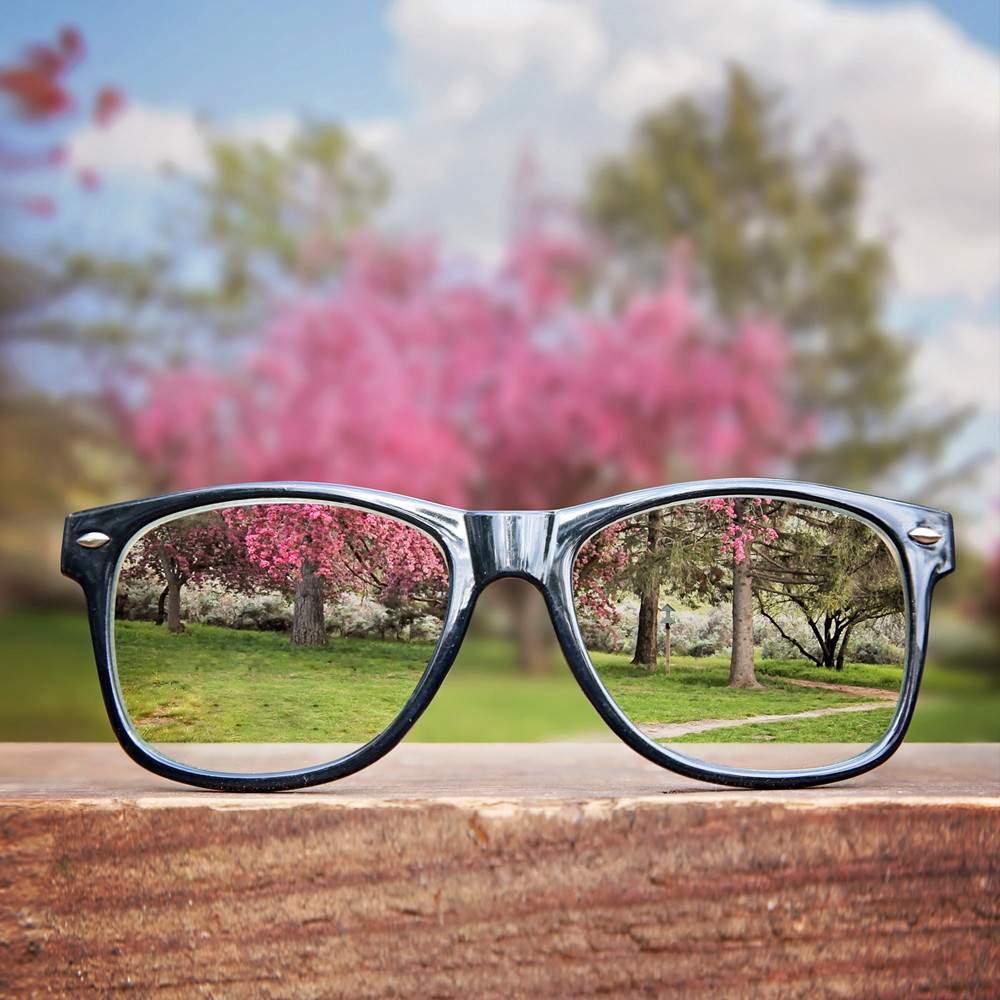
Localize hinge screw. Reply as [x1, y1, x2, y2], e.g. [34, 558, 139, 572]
[77, 531, 111, 549]
[908, 526, 943, 546]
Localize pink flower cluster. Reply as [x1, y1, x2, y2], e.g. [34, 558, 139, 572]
[704, 497, 778, 564]
[572, 522, 630, 624]
[120, 514, 249, 590]
[224, 504, 447, 602]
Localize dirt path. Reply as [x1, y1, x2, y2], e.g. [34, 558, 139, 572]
[644, 701, 894, 739]
[777, 677, 899, 699]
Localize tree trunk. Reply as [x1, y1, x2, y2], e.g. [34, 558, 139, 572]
[632, 595, 660, 669]
[292, 559, 327, 647]
[816, 614, 847, 669]
[632, 511, 663, 670]
[155, 586, 168, 626]
[822, 615, 835, 668]
[504, 581, 555, 675]
[157, 547, 184, 635]
[835, 625, 853, 671]
[729, 506, 759, 688]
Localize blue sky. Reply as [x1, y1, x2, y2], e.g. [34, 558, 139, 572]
[859, 0, 999, 50]
[4, 1, 996, 124]
[5, 2, 403, 120]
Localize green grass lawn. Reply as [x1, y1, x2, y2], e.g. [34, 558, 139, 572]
[1, 610, 998, 744]
[671, 709, 895, 744]
[588, 651, 891, 741]
[756, 659, 903, 690]
[116, 619, 440, 743]
[118, 622, 902, 745]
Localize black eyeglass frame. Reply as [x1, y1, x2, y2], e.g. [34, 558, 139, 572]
[62, 479, 954, 792]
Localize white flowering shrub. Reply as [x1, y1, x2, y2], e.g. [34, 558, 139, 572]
[408, 614, 444, 642]
[848, 617, 906, 664]
[669, 606, 733, 657]
[757, 608, 905, 664]
[117, 580, 441, 642]
[176, 581, 293, 630]
[758, 609, 813, 660]
[115, 579, 162, 621]
[326, 593, 442, 641]
[578, 597, 641, 653]
[327, 595, 389, 638]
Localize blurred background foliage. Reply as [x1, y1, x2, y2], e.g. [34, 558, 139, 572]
[0, 14, 996, 741]
[587, 67, 968, 489]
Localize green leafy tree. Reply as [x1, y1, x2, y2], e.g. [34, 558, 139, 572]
[53, 121, 389, 360]
[752, 505, 905, 670]
[194, 121, 389, 302]
[587, 65, 964, 488]
[581, 498, 904, 685]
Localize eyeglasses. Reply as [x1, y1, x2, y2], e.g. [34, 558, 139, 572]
[62, 480, 953, 791]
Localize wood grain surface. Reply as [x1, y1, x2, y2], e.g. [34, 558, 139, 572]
[1, 743, 998, 998]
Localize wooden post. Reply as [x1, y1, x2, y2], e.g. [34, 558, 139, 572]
[1, 743, 997, 997]
[662, 603, 673, 675]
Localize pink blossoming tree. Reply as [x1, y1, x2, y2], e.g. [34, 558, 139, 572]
[223, 504, 447, 646]
[119, 504, 448, 646]
[121, 227, 802, 662]
[118, 512, 249, 634]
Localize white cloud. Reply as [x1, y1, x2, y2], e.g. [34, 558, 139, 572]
[390, 0, 608, 109]
[229, 112, 300, 151]
[69, 104, 211, 177]
[912, 318, 1000, 415]
[377, 0, 1000, 301]
[68, 105, 299, 179]
[352, 118, 401, 156]
[597, 50, 711, 120]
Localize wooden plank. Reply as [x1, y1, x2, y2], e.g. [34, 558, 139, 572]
[1, 744, 998, 998]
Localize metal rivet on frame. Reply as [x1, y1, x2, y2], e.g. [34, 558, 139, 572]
[77, 531, 111, 549]
[908, 525, 943, 546]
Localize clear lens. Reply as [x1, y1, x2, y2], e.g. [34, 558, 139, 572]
[114, 502, 449, 773]
[573, 497, 907, 771]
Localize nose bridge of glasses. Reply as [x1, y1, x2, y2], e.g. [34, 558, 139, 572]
[464, 511, 556, 586]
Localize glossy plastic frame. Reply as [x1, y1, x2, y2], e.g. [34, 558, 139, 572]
[62, 479, 954, 792]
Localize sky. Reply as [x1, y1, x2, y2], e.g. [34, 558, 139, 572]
[3, 0, 999, 544]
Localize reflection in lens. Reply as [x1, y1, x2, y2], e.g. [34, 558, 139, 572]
[573, 498, 906, 770]
[114, 503, 449, 773]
